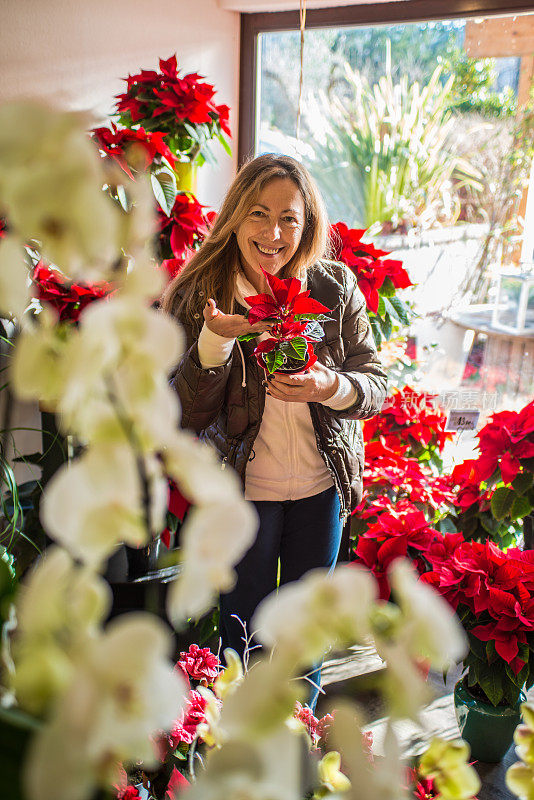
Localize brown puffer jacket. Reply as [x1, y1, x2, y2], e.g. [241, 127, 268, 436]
[170, 260, 387, 520]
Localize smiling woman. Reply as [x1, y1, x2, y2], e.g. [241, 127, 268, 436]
[162, 153, 387, 709]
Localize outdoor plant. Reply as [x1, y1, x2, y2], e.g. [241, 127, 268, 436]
[238, 267, 332, 374]
[113, 54, 232, 166]
[330, 222, 413, 348]
[305, 47, 474, 232]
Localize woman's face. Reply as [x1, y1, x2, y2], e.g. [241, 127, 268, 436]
[235, 177, 306, 285]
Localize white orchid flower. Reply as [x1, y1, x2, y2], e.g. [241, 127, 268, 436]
[0, 233, 30, 318]
[40, 444, 168, 567]
[25, 614, 187, 800]
[253, 565, 377, 666]
[11, 547, 111, 714]
[388, 559, 467, 669]
[0, 101, 121, 280]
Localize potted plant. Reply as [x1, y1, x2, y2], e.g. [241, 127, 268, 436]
[238, 268, 332, 375]
[113, 54, 231, 172]
[422, 536, 534, 762]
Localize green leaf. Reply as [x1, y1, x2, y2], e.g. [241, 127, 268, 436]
[377, 297, 386, 318]
[287, 336, 307, 360]
[237, 332, 259, 342]
[264, 349, 286, 374]
[294, 313, 333, 323]
[379, 313, 393, 341]
[380, 276, 396, 297]
[302, 321, 325, 341]
[491, 486, 514, 520]
[151, 168, 177, 217]
[386, 295, 411, 326]
[476, 663, 504, 706]
[218, 133, 233, 157]
[510, 494, 532, 521]
[512, 472, 534, 495]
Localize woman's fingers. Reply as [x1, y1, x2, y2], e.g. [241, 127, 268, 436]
[203, 298, 220, 320]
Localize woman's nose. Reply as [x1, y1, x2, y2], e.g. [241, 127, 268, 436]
[263, 218, 282, 239]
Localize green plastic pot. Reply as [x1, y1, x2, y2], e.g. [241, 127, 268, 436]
[454, 678, 524, 763]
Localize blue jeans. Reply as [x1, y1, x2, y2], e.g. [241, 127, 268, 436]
[220, 485, 343, 710]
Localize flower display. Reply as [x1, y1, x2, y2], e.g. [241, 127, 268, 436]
[239, 267, 331, 374]
[32, 261, 113, 323]
[363, 386, 453, 463]
[330, 222, 412, 346]
[474, 400, 534, 485]
[421, 538, 534, 705]
[114, 54, 231, 165]
[293, 702, 333, 749]
[92, 122, 176, 178]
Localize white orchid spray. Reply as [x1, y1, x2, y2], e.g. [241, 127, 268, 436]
[0, 100, 257, 800]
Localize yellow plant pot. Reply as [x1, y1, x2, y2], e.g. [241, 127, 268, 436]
[174, 161, 198, 194]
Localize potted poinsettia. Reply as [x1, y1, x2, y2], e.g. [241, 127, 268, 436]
[238, 268, 332, 375]
[113, 54, 231, 168]
[421, 536, 534, 762]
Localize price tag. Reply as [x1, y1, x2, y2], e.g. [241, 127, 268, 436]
[445, 409, 480, 432]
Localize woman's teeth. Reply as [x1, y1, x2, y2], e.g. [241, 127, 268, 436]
[255, 243, 282, 255]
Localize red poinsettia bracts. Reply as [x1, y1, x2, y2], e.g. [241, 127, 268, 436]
[422, 538, 534, 674]
[114, 54, 231, 139]
[157, 193, 213, 280]
[243, 268, 331, 374]
[245, 268, 330, 325]
[473, 401, 534, 484]
[330, 222, 412, 313]
[364, 386, 453, 458]
[92, 123, 176, 178]
[32, 262, 113, 323]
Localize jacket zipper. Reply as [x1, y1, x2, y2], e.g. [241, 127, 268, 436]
[308, 403, 347, 520]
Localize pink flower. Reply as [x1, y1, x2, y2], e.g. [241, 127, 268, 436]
[169, 689, 208, 747]
[177, 644, 220, 682]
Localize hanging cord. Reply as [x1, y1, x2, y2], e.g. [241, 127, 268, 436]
[295, 0, 307, 140]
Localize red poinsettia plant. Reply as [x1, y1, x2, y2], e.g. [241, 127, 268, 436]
[32, 261, 113, 323]
[156, 193, 215, 281]
[363, 386, 453, 468]
[422, 537, 534, 707]
[114, 54, 231, 166]
[92, 123, 176, 179]
[238, 268, 332, 375]
[330, 222, 413, 346]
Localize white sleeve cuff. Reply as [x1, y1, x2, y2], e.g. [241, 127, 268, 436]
[321, 373, 359, 411]
[197, 322, 235, 369]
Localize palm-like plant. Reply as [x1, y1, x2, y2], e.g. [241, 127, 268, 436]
[304, 43, 475, 232]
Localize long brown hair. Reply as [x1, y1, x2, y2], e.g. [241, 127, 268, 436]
[161, 154, 330, 325]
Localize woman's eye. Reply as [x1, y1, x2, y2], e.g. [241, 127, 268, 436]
[283, 216, 297, 225]
[251, 210, 265, 217]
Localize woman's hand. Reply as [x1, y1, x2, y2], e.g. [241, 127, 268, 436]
[203, 298, 272, 339]
[266, 361, 339, 403]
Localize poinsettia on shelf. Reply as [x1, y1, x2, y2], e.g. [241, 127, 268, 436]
[32, 261, 114, 323]
[331, 222, 413, 346]
[238, 267, 332, 375]
[114, 54, 231, 167]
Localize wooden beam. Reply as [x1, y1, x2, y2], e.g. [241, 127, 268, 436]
[464, 13, 534, 58]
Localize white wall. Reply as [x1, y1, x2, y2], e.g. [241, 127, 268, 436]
[0, 0, 240, 207]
